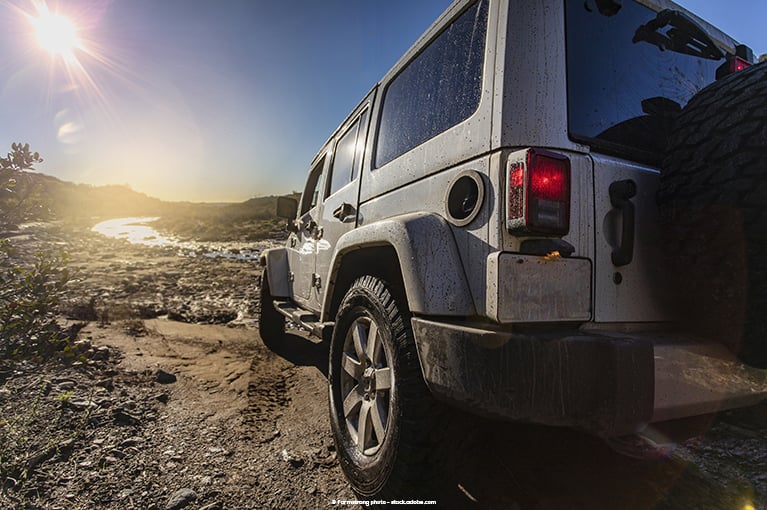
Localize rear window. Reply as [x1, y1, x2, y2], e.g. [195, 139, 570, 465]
[565, 0, 721, 164]
[375, 0, 489, 168]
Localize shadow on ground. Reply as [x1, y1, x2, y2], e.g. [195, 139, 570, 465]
[262, 331, 762, 509]
[436, 418, 758, 509]
[263, 331, 329, 377]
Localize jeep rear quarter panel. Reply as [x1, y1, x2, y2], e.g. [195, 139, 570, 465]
[332, 0, 594, 322]
[350, 0, 500, 318]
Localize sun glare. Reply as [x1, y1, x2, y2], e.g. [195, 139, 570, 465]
[14, 0, 131, 126]
[34, 12, 79, 57]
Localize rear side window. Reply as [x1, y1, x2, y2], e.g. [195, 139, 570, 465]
[327, 109, 369, 197]
[300, 155, 325, 215]
[375, 0, 489, 168]
[328, 121, 359, 197]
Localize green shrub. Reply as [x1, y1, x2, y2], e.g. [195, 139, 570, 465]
[0, 239, 72, 360]
[1, 143, 45, 229]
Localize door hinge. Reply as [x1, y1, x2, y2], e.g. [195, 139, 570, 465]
[312, 273, 322, 289]
[288, 271, 295, 282]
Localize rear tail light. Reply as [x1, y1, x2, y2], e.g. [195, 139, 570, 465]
[507, 148, 570, 236]
[716, 45, 754, 80]
[716, 55, 751, 80]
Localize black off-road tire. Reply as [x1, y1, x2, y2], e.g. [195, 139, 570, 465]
[258, 269, 285, 345]
[328, 276, 444, 498]
[658, 61, 767, 368]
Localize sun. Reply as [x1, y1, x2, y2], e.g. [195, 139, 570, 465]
[33, 12, 80, 58]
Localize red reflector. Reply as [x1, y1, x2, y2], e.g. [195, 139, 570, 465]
[508, 163, 525, 220]
[510, 166, 524, 187]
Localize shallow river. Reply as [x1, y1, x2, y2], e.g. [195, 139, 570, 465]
[91, 217, 275, 261]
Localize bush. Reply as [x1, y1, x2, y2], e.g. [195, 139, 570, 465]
[1, 143, 45, 229]
[0, 239, 72, 360]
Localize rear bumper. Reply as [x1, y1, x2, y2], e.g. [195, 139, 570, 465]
[411, 318, 767, 437]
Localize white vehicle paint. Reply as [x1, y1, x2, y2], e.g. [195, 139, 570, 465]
[259, 0, 767, 495]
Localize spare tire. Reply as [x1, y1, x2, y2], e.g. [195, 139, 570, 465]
[658, 61, 767, 368]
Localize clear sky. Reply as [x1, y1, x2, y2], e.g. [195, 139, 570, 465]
[0, 0, 765, 203]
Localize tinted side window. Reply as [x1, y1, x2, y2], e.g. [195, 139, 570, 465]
[328, 123, 358, 197]
[351, 110, 369, 182]
[300, 155, 325, 215]
[375, 0, 488, 168]
[327, 109, 369, 197]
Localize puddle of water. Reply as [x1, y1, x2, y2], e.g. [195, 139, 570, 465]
[91, 217, 173, 247]
[91, 217, 276, 261]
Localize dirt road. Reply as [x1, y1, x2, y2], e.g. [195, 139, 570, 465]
[97, 320, 767, 510]
[2, 223, 765, 509]
[88, 319, 355, 509]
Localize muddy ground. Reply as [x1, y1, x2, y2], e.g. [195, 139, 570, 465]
[1, 223, 766, 509]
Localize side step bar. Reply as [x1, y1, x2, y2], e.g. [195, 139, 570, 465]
[273, 299, 333, 340]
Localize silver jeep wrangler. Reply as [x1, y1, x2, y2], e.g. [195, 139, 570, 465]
[259, 0, 767, 497]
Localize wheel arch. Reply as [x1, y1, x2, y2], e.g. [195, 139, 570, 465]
[321, 212, 476, 323]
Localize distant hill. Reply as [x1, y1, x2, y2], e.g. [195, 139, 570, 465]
[153, 194, 299, 241]
[1, 169, 297, 241]
[1, 170, 164, 223]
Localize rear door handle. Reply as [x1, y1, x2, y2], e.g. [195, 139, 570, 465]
[332, 202, 355, 222]
[609, 179, 637, 267]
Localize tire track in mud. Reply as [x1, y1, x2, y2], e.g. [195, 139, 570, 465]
[243, 328, 331, 443]
[243, 349, 294, 442]
[240, 332, 357, 508]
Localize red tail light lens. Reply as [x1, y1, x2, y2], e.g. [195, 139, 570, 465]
[507, 149, 570, 235]
[716, 55, 752, 80]
[530, 159, 568, 201]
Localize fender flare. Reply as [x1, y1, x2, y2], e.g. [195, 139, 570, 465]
[323, 212, 476, 319]
[261, 247, 291, 298]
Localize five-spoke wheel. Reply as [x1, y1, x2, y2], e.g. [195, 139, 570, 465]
[340, 316, 393, 456]
[329, 275, 441, 499]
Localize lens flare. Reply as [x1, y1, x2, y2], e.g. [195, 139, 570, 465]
[7, 0, 142, 130]
[34, 12, 79, 57]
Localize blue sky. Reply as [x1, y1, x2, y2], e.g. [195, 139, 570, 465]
[681, 1, 767, 55]
[0, 0, 764, 202]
